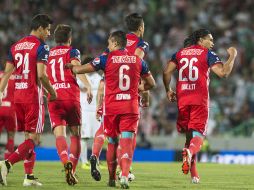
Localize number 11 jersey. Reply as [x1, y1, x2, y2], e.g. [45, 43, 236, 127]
[47, 45, 81, 102]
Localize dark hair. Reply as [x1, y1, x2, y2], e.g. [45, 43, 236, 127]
[30, 14, 53, 30]
[110, 30, 127, 48]
[183, 37, 193, 47]
[125, 13, 143, 32]
[54, 24, 72, 44]
[82, 56, 94, 65]
[184, 29, 211, 46]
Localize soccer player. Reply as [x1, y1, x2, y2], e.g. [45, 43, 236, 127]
[0, 70, 16, 160]
[47, 24, 92, 185]
[67, 30, 155, 188]
[78, 57, 103, 170]
[163, 29, 237, 183]
[0, 14, 56, 186]
[125, 13, 150, 107]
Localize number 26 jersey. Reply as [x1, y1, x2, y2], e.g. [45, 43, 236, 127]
[170, 45, 222, 107]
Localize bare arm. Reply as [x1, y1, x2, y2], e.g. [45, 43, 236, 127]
[139, 74, 156, 91]
[37, 62, 57, 101]
[96, 80, 104, 121]
[211, 47, 237, 78]
[72, 64, 96, 74]
[71, 60, 93, 103]
[163, 61, 177, 102]
[0, 63, 15, 105]
[135, 48, 145, 59]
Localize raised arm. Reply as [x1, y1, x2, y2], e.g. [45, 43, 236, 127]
[211, 47, 237, 78]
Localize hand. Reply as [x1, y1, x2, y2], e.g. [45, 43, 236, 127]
[227, 47, 237, 57]
[86, 87, 93, 104]
[49, 90, 57, 101]
[96, 106, 103, 121]
[166, 89, 176, 102]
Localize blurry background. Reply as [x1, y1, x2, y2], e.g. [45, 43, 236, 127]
[0, 0, 254, 163]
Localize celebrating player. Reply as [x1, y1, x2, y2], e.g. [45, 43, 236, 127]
[0, 14, 56, 186]
[47, 24, 92, 185]
[67, 30, 155, 188]
[163, 29, 237, 183]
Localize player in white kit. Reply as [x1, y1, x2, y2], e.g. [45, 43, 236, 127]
[78, 69, 102, 169]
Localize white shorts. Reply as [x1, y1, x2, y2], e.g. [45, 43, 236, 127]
[81, 111, 101, 138]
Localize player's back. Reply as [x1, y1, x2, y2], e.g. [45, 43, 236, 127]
[126, 33, 149, 56]
[8, 35, 48, 103]
[173, 45, 219, 106]
[47, 45, 80, 102]
[103, 49, 142, 115]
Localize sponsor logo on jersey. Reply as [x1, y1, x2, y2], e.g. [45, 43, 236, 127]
[112, 56, 136, 63]
[15, 42, 35, 51]
[49, 48, 69, 56]
[181, 49, 204, 56]
[15, 82, 28, 89]
[92, 57, 100, 66]
[181, 84, 196, 90]
[44, 45, 50, 51]
[116, 93, 131, 100]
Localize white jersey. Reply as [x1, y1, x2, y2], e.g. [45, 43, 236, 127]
[77, 72, 102, 112]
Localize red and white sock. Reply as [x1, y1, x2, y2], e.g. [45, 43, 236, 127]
[69, 136, 81, 173]
[24, 149, 36, 174]
[8, 139, 35, 165]
[119, 138, 133, 177]
[189, 136, 203, 155]
[190, 154, 199, 178]
[92, 124, 105, 158]
[56, 136, 69, 165]
[106, 143, 118, 180]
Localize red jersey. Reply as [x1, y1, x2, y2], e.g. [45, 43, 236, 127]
[126, 33, 149, 56]
[0, 72, 15, 107]
[7, 35, 49, 104]
[170, 45, 222, 107]
[47, 46, 80, 102]
[91, 49, 150, 115]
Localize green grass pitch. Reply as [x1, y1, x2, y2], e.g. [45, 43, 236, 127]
[1, 162, 253, 190]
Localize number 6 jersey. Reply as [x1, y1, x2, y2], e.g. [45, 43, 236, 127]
[7, 35, 49, 104]
[170, 44, 222, 107]
[91, 49, 150, 115]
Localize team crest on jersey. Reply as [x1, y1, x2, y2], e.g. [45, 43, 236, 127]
[127, 39, 135, 47]
[44, 45, 50, 51]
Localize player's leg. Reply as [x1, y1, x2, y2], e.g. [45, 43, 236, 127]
[4, 131, 15, 160]
[176, 105, 192, 175]
[106, 137, 118, 187]
[80, 138, 89, 168]
[69, 125, 81, 174]
[91, 123, 105, 161]
[118, 114, 139, 189]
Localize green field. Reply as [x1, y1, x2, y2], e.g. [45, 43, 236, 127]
[1, 162, 253, 190]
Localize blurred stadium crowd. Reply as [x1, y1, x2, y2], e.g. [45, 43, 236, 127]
[0, 0, 254, 137]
